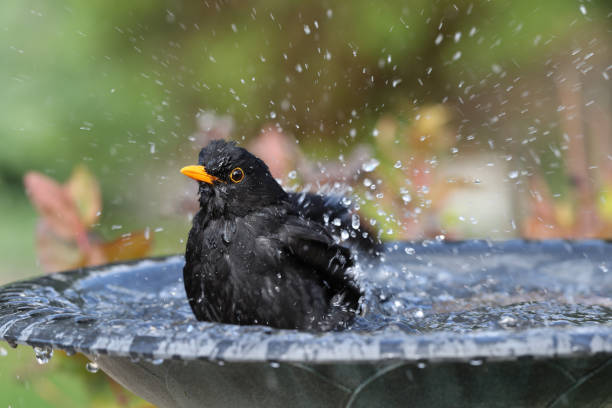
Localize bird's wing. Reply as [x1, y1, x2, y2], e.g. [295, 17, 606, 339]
[287, 192, 348, 223]
[272, 214, 358, 294]
[287, 192, 381, 253]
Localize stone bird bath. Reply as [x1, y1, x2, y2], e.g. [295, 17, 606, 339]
[0, 240, 611, 407]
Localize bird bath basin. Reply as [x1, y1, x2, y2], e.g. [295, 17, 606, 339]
[1, 240, 611, 407]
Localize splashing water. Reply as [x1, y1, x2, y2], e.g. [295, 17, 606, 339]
[34, 346, 53, 364]
[361, 158, 380, 172]
[0, 242, 610, 364]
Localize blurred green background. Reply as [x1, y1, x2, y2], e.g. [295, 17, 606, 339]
[1, 0, 611, 406]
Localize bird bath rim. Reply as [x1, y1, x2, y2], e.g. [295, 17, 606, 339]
[0, 239, 611, 364]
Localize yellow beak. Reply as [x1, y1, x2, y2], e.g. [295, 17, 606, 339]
[180, 165, 219, 184]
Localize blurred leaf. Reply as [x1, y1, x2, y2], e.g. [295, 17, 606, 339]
[27, 165, 152, 272]
[66, 165, 101, 227]
[248, 127, 297, 179]
[24, 172, 86, 242]
[82, 244, 108, 269]
[101, 230, 153, 263]
[554, 201, 575, 230]
[597, 186, 612, 223]
[406, 105, 453, 153]
[35, 221, 82, 273]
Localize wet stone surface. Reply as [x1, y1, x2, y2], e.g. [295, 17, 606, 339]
[0, 240, 611, 363]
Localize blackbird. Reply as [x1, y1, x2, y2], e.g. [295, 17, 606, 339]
[181, 140, 365, 331]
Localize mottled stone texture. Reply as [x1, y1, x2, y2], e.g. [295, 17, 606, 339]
[1, 241, 611, 407]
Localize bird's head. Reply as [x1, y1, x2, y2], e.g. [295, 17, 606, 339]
[181, 140, 287, 216]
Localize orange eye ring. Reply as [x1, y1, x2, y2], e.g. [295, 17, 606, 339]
[229, 167, 244, 183]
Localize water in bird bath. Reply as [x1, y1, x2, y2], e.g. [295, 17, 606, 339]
[355, 242, 612, 334]
[2, 240, 610, 360]
[1, 240, 611, 408]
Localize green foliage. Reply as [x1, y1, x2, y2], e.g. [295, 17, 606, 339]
[0, 347, 145, 407]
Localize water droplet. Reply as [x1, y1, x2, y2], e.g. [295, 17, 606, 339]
[579, 5, 587, 15]
[34, 346, 53, 365]
[452, 51, 462, 61]
[434, 33, 443, 45]
[288, 170, 297, 179]
[362, 158, 380, 172]
[599, 263, 609, 273]
[392, 79, 402, 88]
[269, 111, 276, 119]
[435, 234, 445, 242]
[417, 361, 427, 369]
[332, 218, 342, 227]
[0, 347, 7, 357]
[414, 309, 424, 319]
[151, 358, 164, 365]
[269, 361, 280, 368]
[222, 221, 236, 244]
[340, 230, 349, 241]
[498, 315, 518, 328]
[86, 361, 99, 373]
[469, 359, 484, 366]
[508, 170, 519, 179]
[394, 161, 402, 169]
[404, 247, 415, 255]
[351, 214, 360, 230]
[303, 24, 311, 35]
[402, 194, 412, 203]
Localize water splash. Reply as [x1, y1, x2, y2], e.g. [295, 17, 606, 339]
[361, 159, 380, 172]
[0, 244, 610, 363]
[469, 358, 484, 366]
[351, 214, 360, 230]
[34, 346, 53, 364]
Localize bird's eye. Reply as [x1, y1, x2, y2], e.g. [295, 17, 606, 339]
[229, 167, 244, 183]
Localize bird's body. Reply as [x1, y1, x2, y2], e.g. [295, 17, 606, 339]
[286, 191, 379, 254]
[182, 140, 365, 331]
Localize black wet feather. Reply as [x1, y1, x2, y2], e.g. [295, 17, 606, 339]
[183, 140, 371, 331]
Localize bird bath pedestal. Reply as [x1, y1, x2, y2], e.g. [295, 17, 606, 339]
[0, 240, 611, 407]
